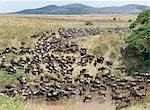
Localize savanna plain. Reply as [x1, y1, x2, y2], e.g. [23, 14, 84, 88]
[0, 14, 149, 110]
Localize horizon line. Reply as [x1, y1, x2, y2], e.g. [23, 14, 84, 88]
[0, 2, 149, 14]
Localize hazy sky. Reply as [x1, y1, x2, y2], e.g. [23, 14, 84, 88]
[0, 0, 149, 13]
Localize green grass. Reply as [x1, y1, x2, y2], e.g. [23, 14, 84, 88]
[112, 70, 125, 78]
[93, 46, 103, 56]
[0, 95, 24, 110]
[0, 14, 134, 84]
[0, 14, 135, 48]
[123, 103, 150, 110]
[0, 13, 147, 110]
[0, 69, 26, 84]
[110, 50, 117, 60]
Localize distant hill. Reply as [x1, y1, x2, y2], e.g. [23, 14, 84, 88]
[15, 3, 150, 14]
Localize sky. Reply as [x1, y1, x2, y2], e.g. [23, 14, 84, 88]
[0, 0, 150, 13]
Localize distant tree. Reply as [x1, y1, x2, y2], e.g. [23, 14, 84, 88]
[122, 10, 150, 74]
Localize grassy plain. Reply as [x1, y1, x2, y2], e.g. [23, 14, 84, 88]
[1, 14, 147, 110]
[0, 14, 136, 48]
[0, 14, 136, 83]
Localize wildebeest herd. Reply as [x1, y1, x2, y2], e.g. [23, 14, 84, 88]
[0, 27, 149, 110]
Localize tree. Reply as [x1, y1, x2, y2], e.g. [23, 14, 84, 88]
[129, 9, 150, 29]
[122, 10, 150, 74]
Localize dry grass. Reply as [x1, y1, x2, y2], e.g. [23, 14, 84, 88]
[122, 103, 150, 110]
[0, 14, 136, 49]
[0, 14, 134, 83]
[75, 32, 126, 67]
[0, 14, 138, 110]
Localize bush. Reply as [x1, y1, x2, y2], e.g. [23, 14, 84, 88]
[122, 10, 150, 74]
[126, 25, 150, 53]
[85, 21, 93, 26]
[129, 9, 150, 29]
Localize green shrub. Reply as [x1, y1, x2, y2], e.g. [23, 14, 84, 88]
[129, 9, 150, 29]
[122, 10, 150, 74]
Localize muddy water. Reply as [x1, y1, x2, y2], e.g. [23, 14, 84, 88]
[26, 90, 116, 110]
[25, 86, 150, 110]
[1, 83, 150, 110]
[1, 81, 150, 110]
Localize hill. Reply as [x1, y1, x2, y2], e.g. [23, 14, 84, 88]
[15, 3, 150, 14]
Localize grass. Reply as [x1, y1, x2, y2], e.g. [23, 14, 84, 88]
[110, 49, 118, 60]
[0, 95, 24, 110]
[122, 103, 150, 110]
[93, 46, 103, 56]
[112, 69, 125, 78]
[85, 21, 93, 25]
[0, 14, 139, 109]
[0, 94, 73, 110]
[0, 14, 135, 84]
[0, 14, 136, 49]
[76, 32, 127, 67]
[0, 94, 149, 110]
[0, 69, 26, 84]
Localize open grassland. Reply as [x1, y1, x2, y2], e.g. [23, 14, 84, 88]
[0, 14, 136, 84]
[1, 14, 148, 110]
[0, 14, 136, 49]
[123, 103, 150, 110]
[0, 15, 134, 83]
